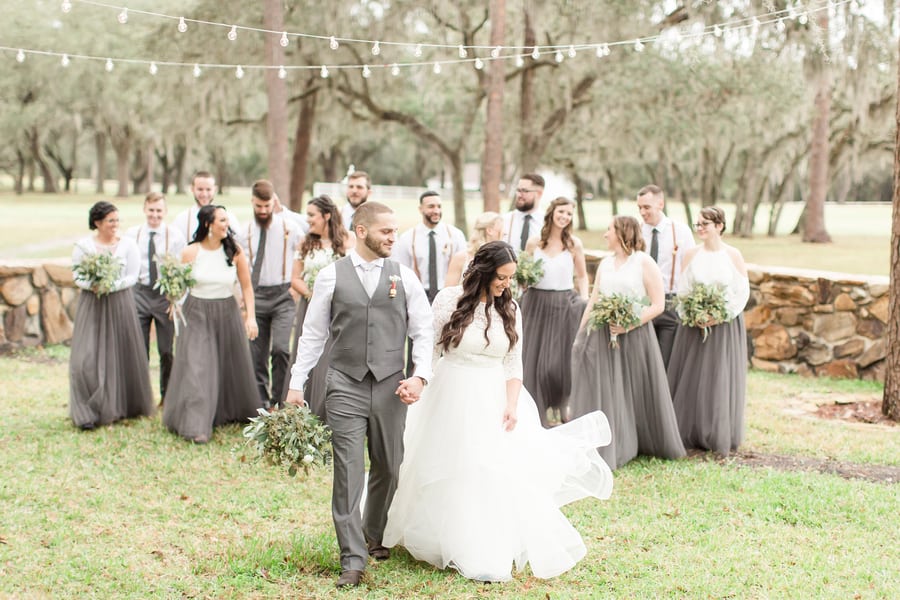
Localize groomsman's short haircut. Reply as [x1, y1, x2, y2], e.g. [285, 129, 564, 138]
[637, 184, 663, 199]
[144, 191, 166, 205]
[191, 170, 214, 184]
[352, 201, 392, 230]
[348, 171, 371, 188]
[520, 173, 545, 189]
[252, 179, 275, 201]
[419, 190, 440, 204]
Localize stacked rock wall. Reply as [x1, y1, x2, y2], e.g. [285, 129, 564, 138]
[0, 260, 77, 352]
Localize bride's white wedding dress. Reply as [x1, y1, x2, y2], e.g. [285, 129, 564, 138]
[383, 286, 614, 582]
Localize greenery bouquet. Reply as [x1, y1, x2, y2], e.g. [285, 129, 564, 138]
[511, 253, 544, 299]
[674, 282, 729, 342]
[587, 293, 649, 348]
[153, 255, 196, 335]
[301, 250, 337, 297]
[241, 406, 332, 477]
[73, 251, 121, 297]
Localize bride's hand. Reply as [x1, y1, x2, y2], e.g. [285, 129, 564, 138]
[502, 404, 517, 432]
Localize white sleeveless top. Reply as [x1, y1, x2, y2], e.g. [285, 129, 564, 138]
[533, 247, 575, 291]
[598, 251, 647, 298]
[190, 245, 237, 299]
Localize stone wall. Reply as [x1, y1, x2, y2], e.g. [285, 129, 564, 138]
[0, 260, 77, 352]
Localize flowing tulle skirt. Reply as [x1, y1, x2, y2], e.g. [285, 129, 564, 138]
[669, 315, 747, 456]
[69, 288, 155, 427]
[568, 324, 686, 470]
[383, 356, 613, 582]
[520, 288, 586, 425]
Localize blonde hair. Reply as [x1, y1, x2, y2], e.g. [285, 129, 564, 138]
[612, 215, 645, 255]
[468, 211, 503, 254]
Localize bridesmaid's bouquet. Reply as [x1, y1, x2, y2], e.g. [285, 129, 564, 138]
[73, 251, 121, 297]
[587, 293, 648, 348]
[153, 256, 196, 335]
[674, 283, 729, 342]
[512, 253, 544, 299]
[301, 250, 337, 296]
[240, 406, 332, 477]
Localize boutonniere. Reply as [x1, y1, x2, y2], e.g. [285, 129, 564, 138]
[389, 275, 401, 298]
[443, 242, 451, 256]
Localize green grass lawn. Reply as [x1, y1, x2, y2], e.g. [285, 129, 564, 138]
[0, 188, 892, 276]
[1, 346, 897, 598]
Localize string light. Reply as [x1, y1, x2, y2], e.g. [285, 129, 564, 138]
[433, 63, 441, 74]
[278, 65, 287, 79]
[798, 13, 809, 25]
[177, 17, 187, 33]
[554, 50, 564, 62]
[280, 32, 289, 47]
[414, 44, 422, 57]
[775, 18, 786, 32]
[227, 25, 238, 41]
[320, 65, 329, 78]
[713, 24, 723, 37]
[117, 8, 128, 24]
[105, 58, 114, 72]
[193, 63, 201, 77]
[458, 45, 467, 58]
[61, 54, 70, 67]
[531, 47, 540, 59]
[16, 49, 25, 63]
[362, 64, 371, 78]
[61, 0, 72, 13]
[515, 55, 524, 67]
[491, 46, 501, 58]
[474, 57, 484, 69]
[371, 41, 381, 55]
[329, 36, 339, 50]
[567, 45, 576, 58]
[634, 39, 645, 52]
[149, 61, 158, 75]
[235, 65, 244, 78]
[390, 63, 400, 76]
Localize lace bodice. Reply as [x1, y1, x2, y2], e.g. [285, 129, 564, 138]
[533, 248, 574, 291]
[298, 246, 337, 278]
[678, 247, 750, 319]
[431, 286, 523, 380]
[597, 251, 647, 298]
[190, 245, 236, 299]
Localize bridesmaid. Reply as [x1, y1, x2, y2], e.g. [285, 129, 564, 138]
[567, 215, 686, 469]
[668, 206, 749, 456]
[444, 211, 503, 286]
[281, 195, 348, 416]
[69, 201, 155, 430]
[163, 205, 261, 443]
[520, 197, 589, 427]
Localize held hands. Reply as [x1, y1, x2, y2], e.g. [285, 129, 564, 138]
[284, 389, 307, 408]
[395, 376, 425, 405]
[245, 317, 259, 340]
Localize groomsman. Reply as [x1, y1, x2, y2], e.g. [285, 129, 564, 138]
[171, 171, 241, 241]
[285, 201, 432, 589]
[502, 173, 545, 251]
[239, 180, 303, 408]
[636, 184, 695, 368]
[124, 192, 186, 401]
[341, 171, 372, 235]
[394, 191, 467, 303]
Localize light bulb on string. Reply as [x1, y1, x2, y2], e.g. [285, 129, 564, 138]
[775, 18, 786, 32]
[798, 13, 808, 25]
[491, 46, 501, 59]
[16, 49, 25, 63]
[390, 63, 400, 76]
[193, 64, 201, 78]
[362, 65, 371, 79]
[329, 36, 339, 50]
[595, 44, 604, 58]
[177, 17, 187, 33]
[433, 63, 441, 74]
[752, 17, 761, 29]
[602, 44, 611, 56]
[117, 8, 128, 24]
[227, 25, 238, 41]
[474, 57, 484, 70]
[235, 65, 244, 79]
[280, 32, 289, 47]
[568, 45, 576, 58]
[515, 55, 524, 67]
[320, 65, 329, 78]
[61, 0, 72, 13]
[414, 44, 423, 57]
[105, 58, 114, 72]
[149, 62, 158, 75]
[634, 39, 645, 52]
[372, 41, 381, 55]
[554, 50, 564, 62]
[278, 66, 287, 79]
[458, 45, 467, 58]
[61, 54, 70, 67]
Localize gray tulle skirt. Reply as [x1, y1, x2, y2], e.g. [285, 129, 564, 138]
[567, 323, 686, 470]
[69, 288, 155, 428]
[668, 315, 747, 456]
[163, 295, 261, 440]
[520, 288, 586, 426]
[281, 295, 332, 420]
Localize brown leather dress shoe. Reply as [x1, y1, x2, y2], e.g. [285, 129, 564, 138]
[367, 542, 390, 561]
[335, 569, 363, 588]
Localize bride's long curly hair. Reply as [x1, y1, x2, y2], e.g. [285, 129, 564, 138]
[438, 240, 519, 353]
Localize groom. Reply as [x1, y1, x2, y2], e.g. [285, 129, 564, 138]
[285, 201, 433, 589]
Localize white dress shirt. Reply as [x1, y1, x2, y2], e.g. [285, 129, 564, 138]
[237, 214, 303, 287]
[288, 249, 434, 390]
[641, 215, 695, 293]
[279, 207, 310, 235]
[341, 203, 356, 233]
[393, 222, 467, 291]
[501, 208, 543, 251]
[171, 206, 241, 243]
[124, 224, 187, 286]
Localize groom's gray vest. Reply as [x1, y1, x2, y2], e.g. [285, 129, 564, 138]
[329, 257, 408, 382]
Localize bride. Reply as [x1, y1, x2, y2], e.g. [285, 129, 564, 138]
[383, 241, 614, 582]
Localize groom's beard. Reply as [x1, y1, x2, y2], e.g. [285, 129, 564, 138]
[364, 234, 392, 258]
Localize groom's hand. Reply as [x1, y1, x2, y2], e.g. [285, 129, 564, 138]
[395, 377, 425, 405]
[284, 389, 306, 408]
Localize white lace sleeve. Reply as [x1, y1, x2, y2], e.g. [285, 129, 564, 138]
[430, 287, 459, 372]
[502, 301, 524, 381]
[725, 270, 750, 320]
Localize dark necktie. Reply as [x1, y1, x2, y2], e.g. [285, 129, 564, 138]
[650, 228, 659, 263]
[427, 230, 438, 301]
[148, 231, 158, 287]
[251, 226, 267, 289]
[520, 214, 532, 251]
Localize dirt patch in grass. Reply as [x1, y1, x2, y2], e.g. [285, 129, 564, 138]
[813, 399, 897, 427]
[716, 451, 900, 484]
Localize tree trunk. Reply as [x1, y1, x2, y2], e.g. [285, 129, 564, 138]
[27, 127, 58, 193]
[319, 148, 340, 183]
[518, 10, 537, 174]
[289, 85, 318, 212]
[111, 133, 130, 198]
[882, 33, 900, 421]
[263, 0, 290, 202]
[606, 168, 619, 216]
[481, 0, 506, 213]
[174, 143, 186, 195]
[803, 12, 833, 243]
[14, 149, 25, 195]
[449, 151, 467, 232]
[94, 131, 106, 194]
[565, 160, 587, 231]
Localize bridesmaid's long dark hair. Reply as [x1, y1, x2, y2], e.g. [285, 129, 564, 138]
[438, 240, 519, 352]
[299, 195, 348, 258]
[193, 204, 240, 266]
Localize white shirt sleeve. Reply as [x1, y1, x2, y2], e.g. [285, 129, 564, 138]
[115, 238, 140, 290]
[393, 229, 415, 272]
[400, 264, 434, 383]
[288, 263, 336, 390]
